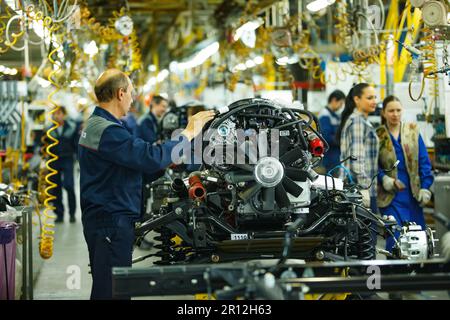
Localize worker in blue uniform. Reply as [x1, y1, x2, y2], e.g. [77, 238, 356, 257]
[376, 96, 434, 252]
[137, 95, 168, 144]
[78, 69, 214, 299]
[50, 106, 80, 223]
[318, 90, 346, 174]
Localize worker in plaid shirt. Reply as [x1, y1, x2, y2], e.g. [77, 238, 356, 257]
[337, 83, 379, 213]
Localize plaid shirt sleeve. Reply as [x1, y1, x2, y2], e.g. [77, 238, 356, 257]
[345, 117, 371, 187]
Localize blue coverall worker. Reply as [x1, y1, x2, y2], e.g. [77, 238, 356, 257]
[376, 96, 434, 252]
[318, 90, 345, 174]
[49, 106, 80, 223]
[78, 69, 215, 299]
[137, 95, 168, 145]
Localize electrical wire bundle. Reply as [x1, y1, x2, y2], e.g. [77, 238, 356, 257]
[335, 0, 353, 51]
[0, 2, 24, 54]
[0, 0, 14, 54]
[333, 0, 385, 80]
[80, 6, 120, 42]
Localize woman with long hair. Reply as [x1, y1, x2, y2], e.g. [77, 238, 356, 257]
[377, 95, 434, 252]
[338, 83, 379, 212]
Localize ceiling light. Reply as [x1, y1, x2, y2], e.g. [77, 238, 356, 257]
[83, 40, 98, 57]
[306, 0, 335, 13]
[78, 98, 88, 105]
[276, 56, 289, 65]
[245, 59, 256, 68]
[235, 63, 247, 71]
[5, 0, 16, 10]
[169, 62, 178, 72]
[176, 41, 220, 71]
[234, 18, 264, 42]
[253, 56, 264, 65]
[38, 77, 51, 88]
[156, 69, 169, 82]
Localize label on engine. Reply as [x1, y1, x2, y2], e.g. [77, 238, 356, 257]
[280, 130, 290, 136]
[231, 233, 248, 240]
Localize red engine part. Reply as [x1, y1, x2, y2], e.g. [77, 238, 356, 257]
[308, 135, 324, 157]
[188, 175, 206, 201]
[24, 153, 34, 161]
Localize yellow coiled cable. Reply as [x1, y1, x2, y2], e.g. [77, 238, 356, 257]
[80, 6, 120, 42]
[409, 28, 438, 101]
[129, 29, 142, 73]
[40, 17, 61, 260]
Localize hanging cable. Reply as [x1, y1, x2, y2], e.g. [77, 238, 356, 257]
[409, 27, 438, 101]
[40, 17, 62, 260]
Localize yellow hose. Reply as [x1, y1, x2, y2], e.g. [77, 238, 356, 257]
[129, 29, 142, 73]
[40, 18, 61, 260]
[409, 27, 438, 102]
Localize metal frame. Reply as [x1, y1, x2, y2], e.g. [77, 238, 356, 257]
[16, 206, 34, 300]
[112, 258, 450, 299]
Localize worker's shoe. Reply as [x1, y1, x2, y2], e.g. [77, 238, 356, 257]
[55, 217, 63, 223]
[69, 216, 76, 223]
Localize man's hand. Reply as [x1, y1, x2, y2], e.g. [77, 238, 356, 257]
[181, 110, 216, 141]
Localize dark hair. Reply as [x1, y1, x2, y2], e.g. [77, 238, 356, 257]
[381, 95, 401, 125]
[328, 90, 346, 104]
[337, 83, 371, 143]
[151, 95, 167, 106]
[56, 106, 67, 115]
[94, 72, 129, 103]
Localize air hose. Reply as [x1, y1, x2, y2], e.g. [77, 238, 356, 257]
[40, 17, 61, 260]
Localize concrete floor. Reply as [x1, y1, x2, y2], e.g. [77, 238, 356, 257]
[31, 169, 191, 300]
[33, 172, 91, 299]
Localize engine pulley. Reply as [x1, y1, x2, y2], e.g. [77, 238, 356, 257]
[254, 157, 284, 188]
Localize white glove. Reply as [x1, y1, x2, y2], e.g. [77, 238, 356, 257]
[442, 232, 450, 261]
[360, 189, 371, 208]
[417, 189, 432, 207]
[382, 175, 396, 192]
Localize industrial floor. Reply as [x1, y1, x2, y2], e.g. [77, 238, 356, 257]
[30, 168, 449, 300]
[32, 168, 189, 300]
